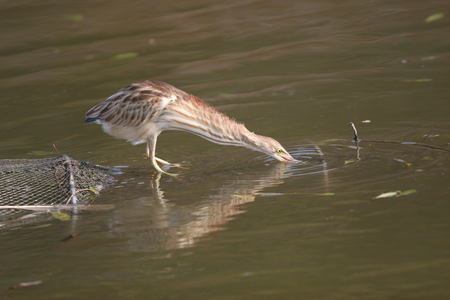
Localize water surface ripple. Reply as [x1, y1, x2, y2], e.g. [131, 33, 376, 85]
[1, 0, 450, 299]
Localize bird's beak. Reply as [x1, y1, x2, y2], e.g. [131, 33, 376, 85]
[277, 152, 299, 163]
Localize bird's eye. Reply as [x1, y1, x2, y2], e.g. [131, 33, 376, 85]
[276, 149, 284, 154]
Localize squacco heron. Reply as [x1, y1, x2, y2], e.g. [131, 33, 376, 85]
[85, 80, 297, 175]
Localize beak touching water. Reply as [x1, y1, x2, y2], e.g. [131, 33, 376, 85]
[276, 151, 299, 163]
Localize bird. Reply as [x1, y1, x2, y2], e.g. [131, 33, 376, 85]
[85, 80, 297, 175]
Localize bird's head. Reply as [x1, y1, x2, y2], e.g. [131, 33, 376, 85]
[248, 135, 298, 163]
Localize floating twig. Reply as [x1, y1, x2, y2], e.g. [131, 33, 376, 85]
[349, 122, 360, 143]
[61, 233, 80, 242]
[348, 122, 361, 160]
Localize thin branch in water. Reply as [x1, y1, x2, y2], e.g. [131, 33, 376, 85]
[349, 122, 360, 143]
[348, 122, 361, 160]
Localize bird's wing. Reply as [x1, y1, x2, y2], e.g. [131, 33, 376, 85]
[85, 82, 178, 127]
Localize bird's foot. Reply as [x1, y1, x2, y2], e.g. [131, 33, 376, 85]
[168, 162, 189, 169]
[146, 155, 184, 176]
[151, 159, 178, 177]
[155, 157, 187, 169]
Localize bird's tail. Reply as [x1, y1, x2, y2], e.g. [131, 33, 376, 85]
[85, 117, 101, 124]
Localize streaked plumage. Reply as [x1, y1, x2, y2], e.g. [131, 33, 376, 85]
[86, 80, 297, 175]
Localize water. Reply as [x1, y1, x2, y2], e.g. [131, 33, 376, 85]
[1, 0, 449, 299]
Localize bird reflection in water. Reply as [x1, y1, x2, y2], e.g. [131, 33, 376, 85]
[109, 145, 329, 252]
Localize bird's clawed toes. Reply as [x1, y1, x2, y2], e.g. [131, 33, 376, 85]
[170, 161, 189, 169]
[148, 157, 187, 176]
[150, 159, 178, 176]
[161, 170, 179, 177]
[155, 157, 187, 170]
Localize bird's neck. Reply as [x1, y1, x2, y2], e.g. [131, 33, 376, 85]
[163, 95, 260, 149]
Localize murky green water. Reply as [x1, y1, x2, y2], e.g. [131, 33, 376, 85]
[1, 0, 449, 299]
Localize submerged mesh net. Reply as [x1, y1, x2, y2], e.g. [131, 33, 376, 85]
[0, 155, 115, 220]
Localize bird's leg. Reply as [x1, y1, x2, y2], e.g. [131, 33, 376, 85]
[146, 138, 184, 169]
[146, 141, 151, 160]
[147, 135, 177, 176]
[150, 173, 168, 208]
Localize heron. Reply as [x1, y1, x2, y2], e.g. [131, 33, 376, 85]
[85, 80, 297, 175]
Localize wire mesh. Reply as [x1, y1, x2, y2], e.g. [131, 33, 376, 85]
[0, 155, 115, 219]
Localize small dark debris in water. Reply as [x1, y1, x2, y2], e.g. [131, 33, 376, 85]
[61, 233, 80, 242]
[9, 280, 43, 290]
